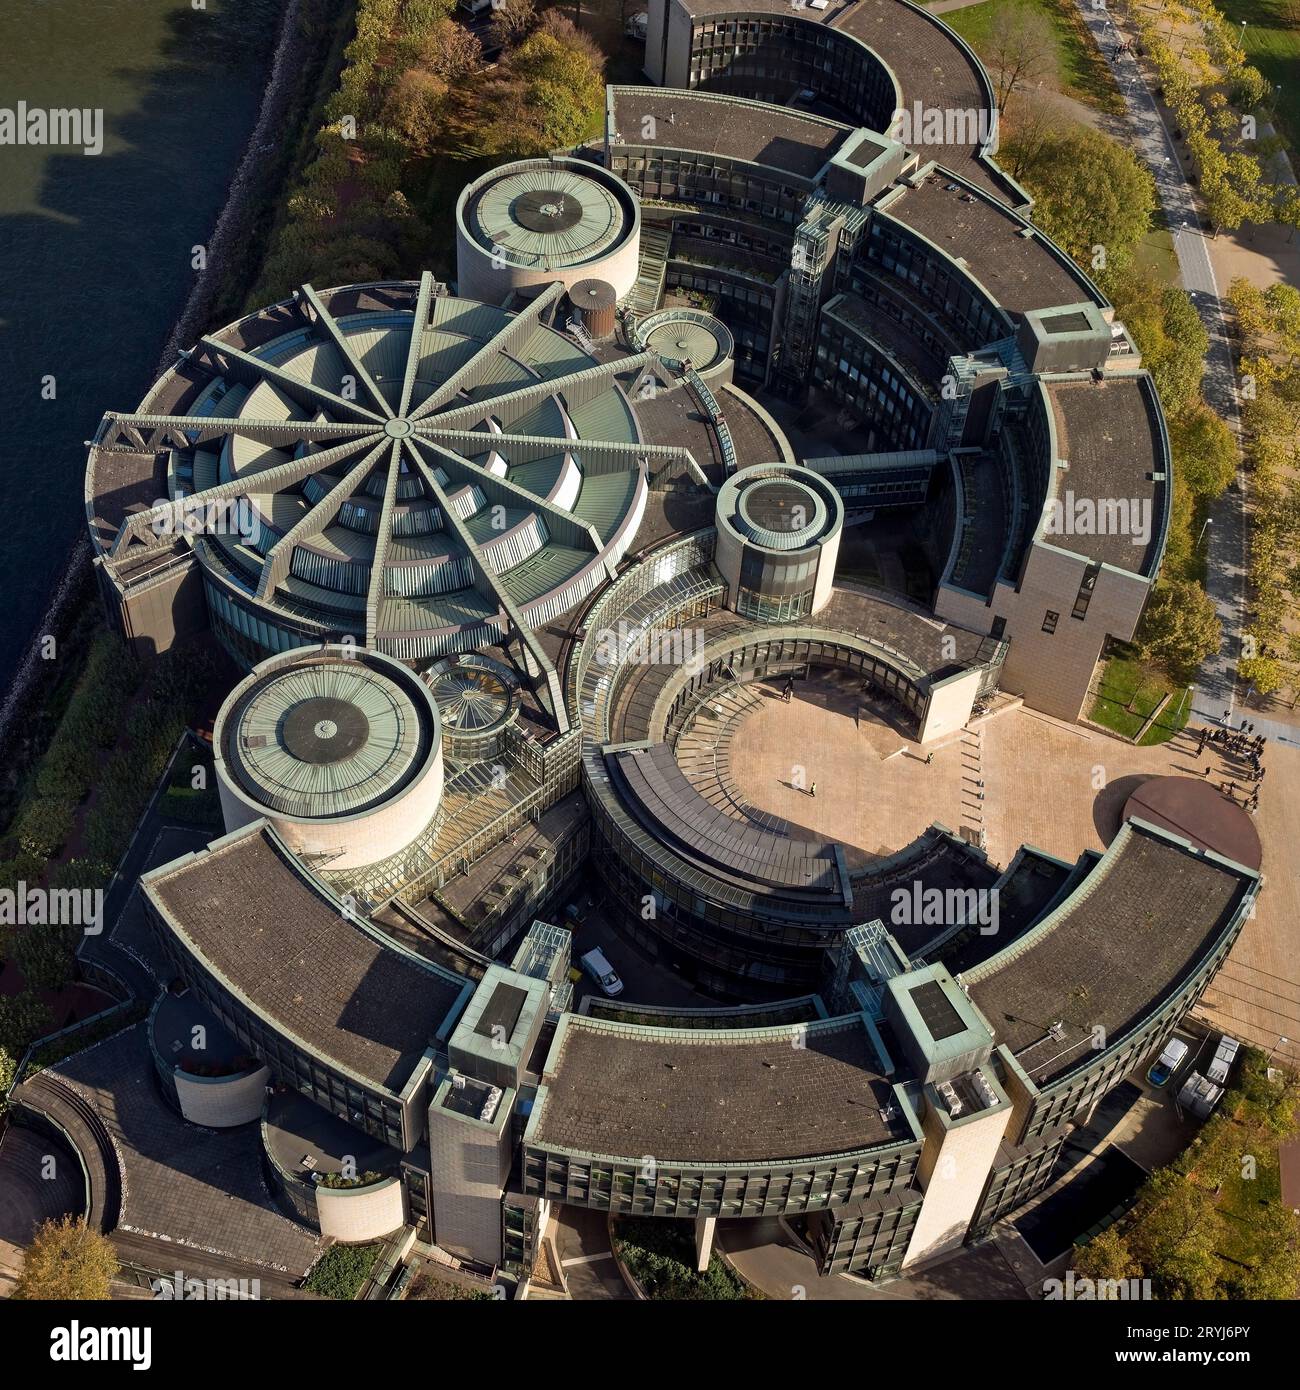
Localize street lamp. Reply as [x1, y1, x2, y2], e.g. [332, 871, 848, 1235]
[1197, 517, 1213, 548]
[1266, 1034, 1289, 1063]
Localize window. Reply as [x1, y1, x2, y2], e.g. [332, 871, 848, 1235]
[1042, 610, 1059, 635]
[1072, 564, 1100, 621]
[990, 615, 1006, 640]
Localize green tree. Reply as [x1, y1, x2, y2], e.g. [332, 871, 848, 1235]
[1009, 125, 1155, 273]
[1238, 652, 1285, 696]
[14, 1217, 118, 1300]
[1137, 579, 1222, 683]
[1128, 1170, 1221, 1300]
[1108, 272, 1209, 420]
[484, 14, 605, 155]
[1170, 404, 1237, 498]
[1074, 1226, 1140, 1287]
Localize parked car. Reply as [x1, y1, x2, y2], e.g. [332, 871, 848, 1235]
[1206, 1035, 1240, 1086]
[564, 902, 586, 928]
[1147, 1037, 1189, 1087]
[580, 947, 624, 997]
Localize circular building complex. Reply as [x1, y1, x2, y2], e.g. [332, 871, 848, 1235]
[715, 464, 844, 621]
[214, 644, 444, 871]
[455, 157, 641, 303]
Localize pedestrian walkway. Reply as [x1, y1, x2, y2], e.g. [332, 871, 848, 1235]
[1073, 3, 1249, 727]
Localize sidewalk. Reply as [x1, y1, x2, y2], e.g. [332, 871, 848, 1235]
[1073, 3, 1248, 728]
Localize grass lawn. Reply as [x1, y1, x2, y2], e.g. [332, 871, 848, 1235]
[1213, 0, 1300, 150]
[1134, 222, 1181, 287]
[940, 0, 1125, 116]
[1089, 653, 1192, 743]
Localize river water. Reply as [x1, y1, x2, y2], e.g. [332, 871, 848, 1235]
[0, 0, 281, 671]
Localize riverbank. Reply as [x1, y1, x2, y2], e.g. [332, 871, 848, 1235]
[0, 0, 356, 789]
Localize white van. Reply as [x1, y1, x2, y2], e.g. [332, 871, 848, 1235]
[580, 947, 624, 997]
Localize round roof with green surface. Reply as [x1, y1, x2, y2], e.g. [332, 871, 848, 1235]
[466, 165, 631, 270]
[220, 648, 438, 820]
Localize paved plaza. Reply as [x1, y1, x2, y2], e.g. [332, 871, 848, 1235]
[690, 675, 1299, 1067]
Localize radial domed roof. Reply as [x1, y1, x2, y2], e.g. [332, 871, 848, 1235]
[89, 278, 698, 673]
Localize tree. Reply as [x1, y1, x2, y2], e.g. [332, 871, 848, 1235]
[1074, 1226, 1140, 1287]
[1238, 652, 1285, 696]
[1137, 579, 1222, 683]
[489, 0, 536, 50]
[1127, 1170, 1221, 1300]
[411, 16, 482, 81]
[1000, 94, 1066, 182]
[1170, 403, 1237, 499]
[1009, 124, 1154, 273]
[1109, 271, 1209, 419]
[13, 1217, 118, 1301]
[483, 15, 605, 155]
[986, 1, 1058, 114]
[384, 67, 450, 153]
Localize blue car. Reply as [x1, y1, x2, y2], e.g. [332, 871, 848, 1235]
[1147, 1038, 1189, 1087]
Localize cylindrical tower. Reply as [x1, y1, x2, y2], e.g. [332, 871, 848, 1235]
[568, 278, 618, 341]
[213, 644, 443, 871]
[714, 465, 844, 622]
[455, 157, 641, 304]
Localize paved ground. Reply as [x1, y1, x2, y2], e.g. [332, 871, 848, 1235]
[978, 707, 1300, 1068]
[1075, 2, 1252, 728]
[718, 1216, 1028, 1300]
[550, 1205, 632, 1300]
[721, 676, 981, 865]
[686, 683, 1299, 1068]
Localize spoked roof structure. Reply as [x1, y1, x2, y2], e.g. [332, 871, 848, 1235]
[87, 276, 703, 730]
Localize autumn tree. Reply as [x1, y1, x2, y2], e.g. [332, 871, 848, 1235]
[1073, 1226, 1140, 1288]
[482, 12, 605, 155]
[489, 0, 537, 50]
[986, 1, 1057, 114]
[14, 1217, 118, 1301]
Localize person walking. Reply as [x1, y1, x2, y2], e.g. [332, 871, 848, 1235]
[809, 781, 817, 798]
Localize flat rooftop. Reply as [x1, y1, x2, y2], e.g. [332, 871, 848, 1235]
[264, 1089, 401, 1181]
[1043, 376, 1167, 574]
[964, 823, 1254, 1086]
[882, 174, 1098, 315]
[532, 1015, 913, 1162]
[679, 0, 1007, 199]
[609, 87, 851, 180]
[145, 826, 468, 1093]
[151, 988, 252, 1074]
[50, 1025, 321, 1276]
